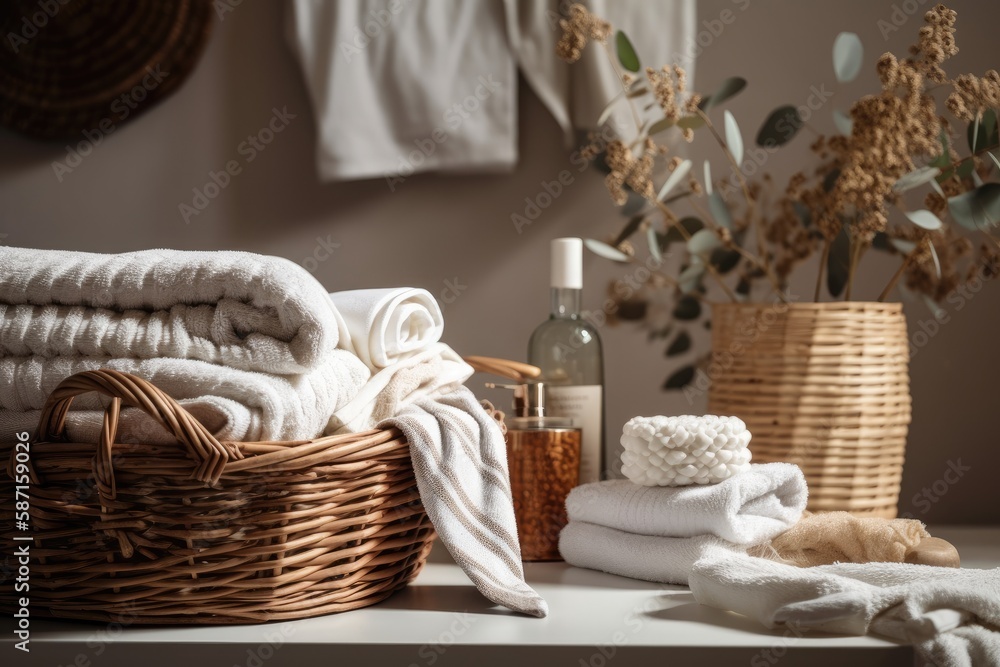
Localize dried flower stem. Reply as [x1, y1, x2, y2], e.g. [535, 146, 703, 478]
[693, 107, 787, 302]
[878, 252, 916, 302]
[815, 239, 831, 302]
[600, 42, 643, 137]
[845, 236, 866, 301]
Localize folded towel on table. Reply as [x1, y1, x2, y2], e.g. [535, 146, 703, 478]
[328, 343, 472, 433]
[559, 521, 739, 585]
[690, 547, 1000, 667]
[329, 287, 444, 370]
[566, 462, 807, 545]
[0, 353, 370, 443]
[0, 247, 351, 374]
[382, 387, 548, 618]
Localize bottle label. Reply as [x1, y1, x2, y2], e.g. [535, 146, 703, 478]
[545, 385, 603, 484]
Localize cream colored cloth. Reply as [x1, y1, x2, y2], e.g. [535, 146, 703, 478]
[759, 511, 931, 567]
[286, 0, 696, 181]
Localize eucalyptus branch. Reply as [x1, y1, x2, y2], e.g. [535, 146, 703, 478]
[599, 42, 643, 138]
[815, 238, 831, 302]
[878, 252, 916, 302]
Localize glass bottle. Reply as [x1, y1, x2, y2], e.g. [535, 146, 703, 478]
[528, 238, 606, 483]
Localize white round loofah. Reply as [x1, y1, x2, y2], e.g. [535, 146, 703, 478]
[620, 415, 752, 486]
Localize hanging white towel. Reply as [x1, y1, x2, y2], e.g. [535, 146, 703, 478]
[690, 548, 1000, 667]
[286, 0, 696, 181]
[566, 463, 807, 545]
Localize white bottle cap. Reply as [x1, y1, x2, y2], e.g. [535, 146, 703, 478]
[551, 237, 583, 289]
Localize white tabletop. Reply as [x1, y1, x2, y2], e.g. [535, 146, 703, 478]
[5, 526, 998, 667]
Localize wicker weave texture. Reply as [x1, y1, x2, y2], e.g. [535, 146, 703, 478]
[707, 302, 911, 518]
[0, 370, 435, 624]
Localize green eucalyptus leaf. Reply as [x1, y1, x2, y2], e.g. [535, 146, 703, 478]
[890, 238, 917, 255]
[672, 295, 702, 321]
[833, 32, 863, 83]
[948, 183, 1000, 230]
[929, 242, 941, 279]
[822, 168, 841, 192]
[756, 105, 803, 147]
[677, 115, 706, 130]
[597, 92, 624, 127]
[615, 30, 641, 72]
[894, 166, 942, 192]
[833, 109, 853, 136]
[666, 331, 692, 356]
[968, 108, 998, 153]
[724, 110, 744, 165]
[736, 277, 752, 297]
[613, 215, 646, 246]
[657, 159, 693, 201]
[678, 261, 706, 294]
[648, 117, 674, 136]
[663, 364, 696, 390]
[662, 217, 705, 244]
[627, 85, 649, 99]
[687, 228, 722, 256]
[647, 225, 662, 262]
[698, 76, 747, 111]
[710, 247, 741, 273]
[617, 299, 649, 321]
[827, 226, 851, 297]
[708, 192, 734, 229]
[988, 151, 1000, 172]
[584, 238, 631, 262]
[621, 189, 647, 216]
[904, 209, 944, 230]
[703, 160, 713, 195]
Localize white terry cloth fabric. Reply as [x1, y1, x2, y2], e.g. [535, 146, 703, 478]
[559, 521, 739, 586]
[0, 353, 370, 444]
[0, 247, 350, 374]
[381, 387, 548, 617]
[690, 549, 1000, 667]
[329, 288, 444, 370]
[566, 463, 807, 545]
[286, 1, 695, 181]
[287, 0, 517, 182]
[328, 342, 472, 433]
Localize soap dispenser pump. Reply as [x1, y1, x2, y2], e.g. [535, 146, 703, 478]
[487, 380, 581, 562]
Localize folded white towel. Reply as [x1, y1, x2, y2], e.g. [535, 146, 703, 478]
[0, 247, 351, 374]
[0, 353, 370, 443]
[690, 548, 1000, 667]
[559, 521, 739, 585]
[328, 343, 472, 433]
[329, 288, 444, 370]
[566, 463, 807, 545]
[382, 387, 547, 618]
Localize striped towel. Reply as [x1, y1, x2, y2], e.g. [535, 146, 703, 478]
[382, 387, 548, 617]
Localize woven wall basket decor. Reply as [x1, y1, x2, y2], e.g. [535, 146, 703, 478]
[0, 0, 213, 140]
[707, 302, 911, 518]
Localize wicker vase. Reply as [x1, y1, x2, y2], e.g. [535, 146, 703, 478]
[707, 302, 911, 517]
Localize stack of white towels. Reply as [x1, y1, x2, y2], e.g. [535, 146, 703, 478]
[559, 414, 808, 585]
[0, 247, 548, 618]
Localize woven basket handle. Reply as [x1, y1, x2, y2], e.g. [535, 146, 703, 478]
[31, 369, 242, 487]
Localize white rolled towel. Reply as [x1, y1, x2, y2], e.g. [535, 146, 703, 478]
[559, 521, 740, 585]
[621, 414, 752, 486]
[329, 288, 444, 370]
[566, 463, 807, 545]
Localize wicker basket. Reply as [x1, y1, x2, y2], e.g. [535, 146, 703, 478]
[0, 370, 435, 624]
[707, 302, 911, 517]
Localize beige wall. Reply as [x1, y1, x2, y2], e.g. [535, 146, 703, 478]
[1, 0, 997, 524]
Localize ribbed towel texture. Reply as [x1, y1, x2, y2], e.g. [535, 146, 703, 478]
[559, 463, 808, 585]
[0, 247, 547, 617]
[690, 547, 1000, 667]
